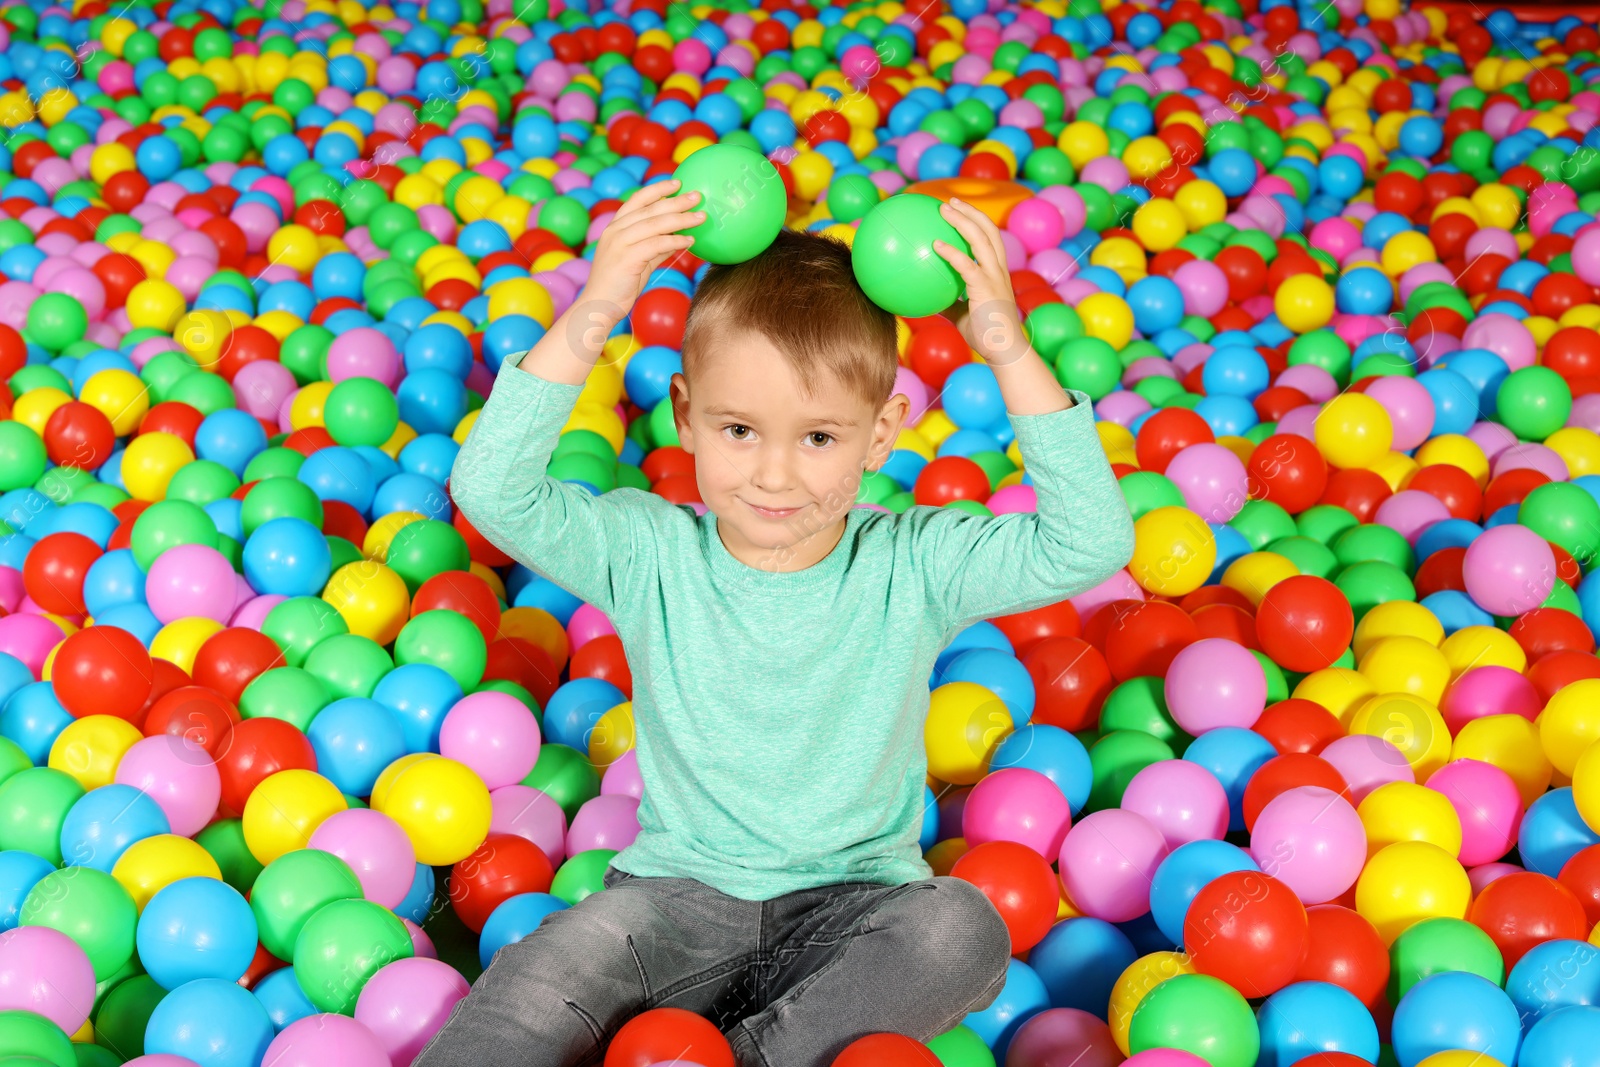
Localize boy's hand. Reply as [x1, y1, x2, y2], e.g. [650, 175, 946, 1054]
[932, 198, 1031, 368]
[576, 178, 706, 335]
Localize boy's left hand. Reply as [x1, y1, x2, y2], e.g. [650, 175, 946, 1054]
[932, 199, 1031, 368]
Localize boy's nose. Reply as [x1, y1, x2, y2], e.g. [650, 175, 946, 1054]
[747, 443, 792, 491]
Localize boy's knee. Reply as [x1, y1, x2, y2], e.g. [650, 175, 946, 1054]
[893, 877, 1011, 993]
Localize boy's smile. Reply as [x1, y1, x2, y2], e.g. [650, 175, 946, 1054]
[670, 330, 910, 574]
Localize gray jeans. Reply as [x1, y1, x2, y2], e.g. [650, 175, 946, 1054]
[414, 866, 1011, 1067]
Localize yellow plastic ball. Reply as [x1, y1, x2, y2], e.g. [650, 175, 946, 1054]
[1220, 551, 1300, 606]
[125, 280, 186, 332]
[1088, 238, 1147, 287]
[1315, 393, 1394, 470]
[1575, 740, 1600, 834]
[47, 715, 144, 791]
[1129, 506, 1216, 596]
[289, 380, 333, 431]
[1347, 692, 1451, 782]
[1108, 951, 1194, 1055]
[1358, 781, 1463, 858]
[1417, 1055, 1506, 1067]
[1275, 274, 1336, 333]
[1292, 667, 1377, 725]
[485, 278, 555, 329]
[266, 225, 323, 274]
[173, 310, 233, 371]
[112, 834, 223, 911]
[1414, 434, 1489, 486]
[1352, 601, 1444, 660]
[242, 769, 347, 866]
[1541, 679, 1600, 778]
[373, 754, 491, 865]
[1355, 840, 1470, 944]
[150, 617, 225, 674]
[1357, 635, 1452, 706]
[12, 388, 70, 437]
[362, 512, 425, 562]
[1440, 625, 1526, 677]
[588, 702, 635, 771]
[79, 370, 150, 437]
[925, 681, 1013, 785]
[1131, 199, 1187, 253]
[1381, 231, 1438, 277]
[1058, 120, 1110, 170]
[1076, 293, 1135, 350]
[322, 561, 411, 646]
[120, 432, 196, 501]
[1174, 180, 1226, 230]
[1453, 714, 1553, 808]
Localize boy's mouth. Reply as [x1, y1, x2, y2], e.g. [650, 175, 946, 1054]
[742, 500, 806, 520]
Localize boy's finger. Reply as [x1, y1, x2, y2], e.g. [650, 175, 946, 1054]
[614, 209, 707, 243]
[949, 198, 1008, 270]
[620, 179, 681, 214]
[932, 239, 981, 281]
[630, 189, 703, 224]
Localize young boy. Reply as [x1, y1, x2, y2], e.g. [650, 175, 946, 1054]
[420, 179, 1136, 1067]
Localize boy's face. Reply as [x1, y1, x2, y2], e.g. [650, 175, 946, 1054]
[669, 331, 909, 572]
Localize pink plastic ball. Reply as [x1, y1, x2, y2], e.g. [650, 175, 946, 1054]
[1058, 809, 1169, 923]
[1249, 785, 1365, 905]
[488, 784, 568, 867]
[1320, 734, 1414, 804]
[566, 603, 615, 650]
[326, 328, 401, 388]
[1440, 666, 1542, 734]
[567, 794, 641, 854]
[1172, 259, 1229, 317]
[1373, 489, 1451, 546]
[1007, 198, 1067, 256]
[307, 808, 417, 909]
[600, 748, 644, 800]
[438, 691, 543, 791]
[114, 735, 222, 838]
[1121, 759, 1229, 849]
[145, 544, 238, 624]
[1007, 1008, 1122, 1067]
[354, 957, 470, 1067]
[1163, 443, 1249, 523]
[1427, 759, 1523, 867]
[961, 767, 1072, 857]
[263, 1014, 390, 1067]
[0, 925, 97, 1032]
[1363, 375, 1436, 451]
[1463, 524, 1558, 617]
[1124, 1052, 1210, 1067]
[1164, 638, 1267, 734]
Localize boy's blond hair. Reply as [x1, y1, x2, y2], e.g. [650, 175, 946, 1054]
[679, 229, 900, 407]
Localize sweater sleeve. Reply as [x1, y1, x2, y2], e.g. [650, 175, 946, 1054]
[449, 351, 647, 617]
[913, 389, 1136, 633]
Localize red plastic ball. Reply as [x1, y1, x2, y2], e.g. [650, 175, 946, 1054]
[1253, 698, 1344, 755]
[569, 634, 632, 698]
[1135, 408, 1215, 475]
[1509, 607, 1595, 661]
[23, 532, 101, 616]
[1467, 871, 1590, 970]
[449, 833, 556, 933]
[412, 571, 501, 646]
[190, 627, 287, 706]
[1241, 754, 1350, 832]
[950, 840, 1059, 953]
[1022, 636, 1113, 732]
[631, 288, 691, 349]
[913, 456, 990, 506]
[603, 1007, 735, 1067]
[1103, 601, 1198, 681]
[1247, 433, 1328, 514]
[1319, 468, 1392, 523]
[906, 318, 969, 392]
[1183, 870, 1309, 998]
[51, 625, 154, 722]
[215, 716, 318, 818]
[1294, 905, 1389, 1009]
[991, 599, 1081, 660]
[43, 402, 116, 471]
[1560, 843, 1600, 931]
[141, 685, 240, 760]
[831, 1033, 941, 1067]
[1255, 575, 1354, 673]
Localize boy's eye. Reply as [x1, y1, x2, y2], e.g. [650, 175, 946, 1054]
[808, 432, 833, 447]
[727, 425, 751, 440]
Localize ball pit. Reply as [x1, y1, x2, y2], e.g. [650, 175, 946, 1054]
[3, 0, 1600, 1061]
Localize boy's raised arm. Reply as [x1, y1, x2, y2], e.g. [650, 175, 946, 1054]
[449, 181, 705, 615]
[914, 200, 1136, 631]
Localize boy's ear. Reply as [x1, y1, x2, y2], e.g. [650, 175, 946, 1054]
[866, 392, 911, 472]
[669, 372, 694, 455]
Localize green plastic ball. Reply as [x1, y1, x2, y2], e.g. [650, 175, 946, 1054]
[261, 596, 349, 669]
[394, 610, 487, 692]
[1389, 917, 1503, 1001]
[239, 667, 333, 732]
[304, 634, 394, 700]
[386, 520, 471, 594]
[1127, 973, 1260, 1067]
[0, 768, 85, 866]
[1496, 366, 1572, 441]
[251, 848, 365, 961]
[19, 866, 137, 981]
[851, 194, 970, 318]
[672, 144, 786, 264]
[549, 849, 618, 906]
[325, 377, 401, 448]
[292, 897, 413, 1014]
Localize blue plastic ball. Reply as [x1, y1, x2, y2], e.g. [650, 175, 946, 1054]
[59, 784, 170, 873]
[243, 517, 334, 598]
[305, 697, 408, 797]
[478, 892, 569, 969]
[137, 876, 259, 990]
[144, 977, 276, 1067]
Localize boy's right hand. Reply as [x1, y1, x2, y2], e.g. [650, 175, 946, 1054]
[576, 179, 705, 335]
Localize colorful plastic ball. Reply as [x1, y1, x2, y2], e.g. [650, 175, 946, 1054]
[1028, 917, 1138, 1019]
[950, 839, 1059, 953]
[58, 783, 169, 873]
[1120, 759, 1229, 849]
[135, 876, 257, 990]
[1519, 1006, 1600, 1067]
[1251, 785, 1366, 905]
[1058, 809, 1168, 923]
[292, 897, 414, 1015]
[248, 848, 365, 961]
[1315, 394, 1394, 471]
[1126, 973, 1259, 1067]
[1164, 638, 1266, 734]
[242, 518, 333, 598]
[260, 1013, 389, 1067]
[1257, 981, 1381, 1067]
[1149, 840, 1258, 948]
[852, 194, 970, 318]
[306, 807, 416, 911]
[1256, 575, 1355, 673]
[1356, 841, 1471, 944]
[0, 925, 96, 1033]
[1129, 506, 1216, 596]
[1468, 871, 1590, 970]
[354, 956, 471, 1067]
[241, 769, 346, 866]
[1390, 972, 1523, 1067]
[673, 145, 786, 265]
[605, 1007, 736, 1067]
[1463, 524, 1557, 617]
[373, 755, 492, 866]
[144, 976, 275, 1067]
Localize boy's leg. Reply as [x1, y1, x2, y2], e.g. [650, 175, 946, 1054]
[725, 876, 1010, 1067]
[415, 869, 763, 1067]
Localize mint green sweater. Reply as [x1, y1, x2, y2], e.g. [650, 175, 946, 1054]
[450, 351, 1135, 901]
